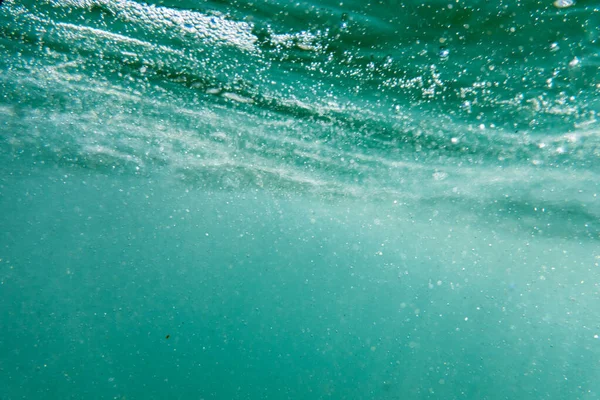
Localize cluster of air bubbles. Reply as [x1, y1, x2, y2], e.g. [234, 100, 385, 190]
[340, 13, 349, 31]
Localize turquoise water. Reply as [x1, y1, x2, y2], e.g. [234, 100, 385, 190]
[1, 0, 600, 399]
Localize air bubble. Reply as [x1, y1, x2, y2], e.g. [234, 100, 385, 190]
[568, 57, 580, 68]
[554, 0, 574, 8]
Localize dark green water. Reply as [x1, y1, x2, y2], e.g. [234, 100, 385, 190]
[1, 0, 600, 399]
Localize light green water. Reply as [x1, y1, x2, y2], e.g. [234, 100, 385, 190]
[1, 0, 600, 399]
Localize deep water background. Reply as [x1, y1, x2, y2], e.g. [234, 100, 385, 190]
[1, 0, 600, 399]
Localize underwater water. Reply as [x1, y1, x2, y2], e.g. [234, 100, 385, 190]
[1, 0, 600, 398]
